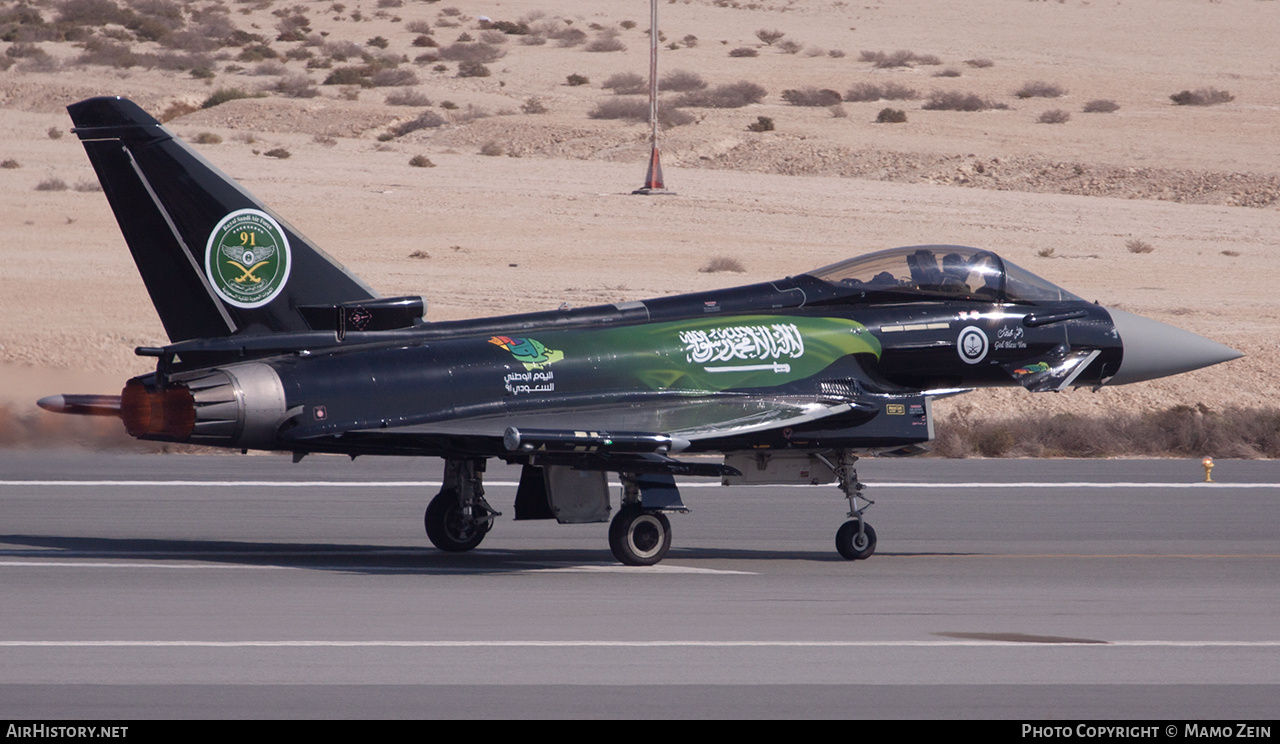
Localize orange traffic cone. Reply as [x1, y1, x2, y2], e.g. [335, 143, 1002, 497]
[632, 147, 672, 195]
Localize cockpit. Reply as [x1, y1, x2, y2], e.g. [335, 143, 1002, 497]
[803, 245, 1083, 304]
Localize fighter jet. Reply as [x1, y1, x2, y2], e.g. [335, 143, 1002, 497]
[39, 97, 1242, 565]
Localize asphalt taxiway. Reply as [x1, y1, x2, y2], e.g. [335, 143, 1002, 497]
[1, 452, 1277, 718]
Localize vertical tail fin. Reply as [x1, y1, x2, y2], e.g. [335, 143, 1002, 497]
[68, 96, 377, 342]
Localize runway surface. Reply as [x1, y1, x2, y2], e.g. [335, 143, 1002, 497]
[1, 451, 1277, 719]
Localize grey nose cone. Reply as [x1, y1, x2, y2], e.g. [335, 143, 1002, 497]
[1108, 308, 1242, 385]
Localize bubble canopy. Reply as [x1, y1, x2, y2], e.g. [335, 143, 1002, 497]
[803, 245, 1084, 304]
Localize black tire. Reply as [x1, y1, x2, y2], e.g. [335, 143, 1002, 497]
[608, 506, 672, 566]
[835, 520, 877, 560]
[424, 488, 490, 552]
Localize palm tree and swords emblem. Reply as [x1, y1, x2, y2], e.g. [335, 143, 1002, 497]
[221, 240, 275, 284]
[205, 208, 292, 308]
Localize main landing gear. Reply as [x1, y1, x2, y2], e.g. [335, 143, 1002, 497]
[817, 451, 877, 560]
[423, 455, 877, 564]
[424, 459, 499, 553]
[607, 475, 674, 566]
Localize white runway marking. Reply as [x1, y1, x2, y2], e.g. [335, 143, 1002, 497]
[4, 480, 1279, 489]
[0, 561, 292, 569]
[0, 559, 753, 575]
[515, 563, 754, 575]
[0, 640, 1277, 648]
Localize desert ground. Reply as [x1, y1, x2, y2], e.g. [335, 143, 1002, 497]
[1, 0, 1278, 450]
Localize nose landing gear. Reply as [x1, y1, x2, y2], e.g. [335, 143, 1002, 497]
[817, 451, 877, 561]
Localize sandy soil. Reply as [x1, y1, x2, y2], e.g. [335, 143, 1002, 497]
[2, 0, 1278, 434]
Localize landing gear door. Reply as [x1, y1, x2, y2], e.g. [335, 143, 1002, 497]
[544, 466, 611, 524]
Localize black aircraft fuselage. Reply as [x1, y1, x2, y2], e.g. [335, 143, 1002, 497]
[41, 97, 1241, 565]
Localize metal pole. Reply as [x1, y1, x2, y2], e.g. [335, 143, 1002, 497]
[648, 0, 658, 150]
[632, 0, 671, 195]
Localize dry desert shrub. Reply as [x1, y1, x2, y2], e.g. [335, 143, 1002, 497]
[700, 256, 746, 273]
[844, 82, 917, 102]
[438, 42, 505, 64]
[781, 88, 841, 107]
[602, 72, 647, 94]
[263, 148, 290, 159]
[76, 38, 139, 68]
[1, 159, 20, 169]
[480, 19, 530, 36]
[922, 91, 1007, 111]
[660, 69, 707, 92]
[860, 49, 940, 68]
[386, 89, 431, 106]
[776, 39, 802, 55]
[876, 107, 907, 124]
[389, 110, 447, 137]
[728, 47, 758, 58]
[273, 75, 320, 98]
[1126, 239, 1154, 254]
[17, 50, 59, 73]
[455, 61, 489, 78]
[565, 73, 589, 86]
[747, 116, 774, 132]
[449, 104, 492, 124]
[1083, 99, 1120, 113]
[551, 27, 587, 48]
[933, 68, 961, 78]
[673, 81, 767, 108]
[1015, 81, 1066, 99]
[324, 66, 370, 86]
[193, 132, 222, 145]
[237, 43, 278, 63]
[56, 0, 133, 28]
[588, 97, 649, 120]
[251, 60, 287, 76]
[588, 98, 694, 128]
[1170, 88, 1233, 106]
[321, 40, 364, 62]
[585, 34, 626, 53]
[372, 68, 419, 86]
[35, 177, 67, 191]
[1038, 109, 1070, 124]
[520, 97, 548, 114]
[201, 88, 265, 109]
[844, 83, 882, 103]
[964, 58, 994, 68]
[409, 155, 435, 168]
[755, 29, 785, 45]
[479, 141, 504, 157]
